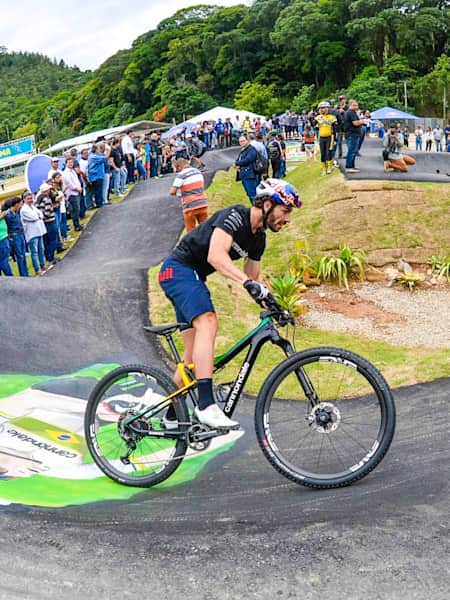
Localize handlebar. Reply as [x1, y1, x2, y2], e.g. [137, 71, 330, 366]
[258, 293, 296, 327]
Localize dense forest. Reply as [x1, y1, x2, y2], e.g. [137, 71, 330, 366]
[1, 0, 449, 146]
[0, 49, 89, 144]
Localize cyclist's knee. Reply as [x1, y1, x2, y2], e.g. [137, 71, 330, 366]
[192, 311, 218, 334]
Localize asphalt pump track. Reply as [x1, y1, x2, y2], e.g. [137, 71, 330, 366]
[0, 147, 448, 599]
[339, 136, 450, 182]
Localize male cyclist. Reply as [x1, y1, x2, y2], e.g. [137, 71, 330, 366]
[315, 101, 337, 176]
[158, 178, 301, 430]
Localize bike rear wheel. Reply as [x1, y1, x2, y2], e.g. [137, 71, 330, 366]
[84, 365, 189, 487]
[255, 347, 395, 489]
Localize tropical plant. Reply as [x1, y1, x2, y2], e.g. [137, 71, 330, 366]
[428, 254, 450, 281]
[317, 255, 350, 289]
[288, 240, 316, 279]
[317, 245, 368, 289]
[339, 244, 368, 279]
[270, 272, 307, 317]
[393, 271, 423, 291]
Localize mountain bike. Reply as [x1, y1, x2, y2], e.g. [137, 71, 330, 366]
[84, 294, 396, 489]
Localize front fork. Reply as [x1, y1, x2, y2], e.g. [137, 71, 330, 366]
[276, 337, 319, 408]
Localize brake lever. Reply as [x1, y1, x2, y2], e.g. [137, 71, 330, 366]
[277, 311, 296, 327]
[261, 299, 295, 327]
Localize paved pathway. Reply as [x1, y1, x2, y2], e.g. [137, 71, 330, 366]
[339, 136, 450, 182]
[0, 147, 448, 599]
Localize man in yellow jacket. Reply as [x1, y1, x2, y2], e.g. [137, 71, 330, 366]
[315, 101, 337, 176]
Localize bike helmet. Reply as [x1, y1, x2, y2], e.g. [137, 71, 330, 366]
[255, 178, 301, 208]
[318, 101, 331, 109]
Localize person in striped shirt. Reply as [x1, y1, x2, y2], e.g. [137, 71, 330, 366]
[170, 158, 209, 232]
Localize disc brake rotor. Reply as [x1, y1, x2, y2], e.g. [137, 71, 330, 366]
[308, 402, 341, 433]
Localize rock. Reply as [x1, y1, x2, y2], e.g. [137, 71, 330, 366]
[366, 269, 388, 282]
[303, 276, 321, 287]
[398, 259, 413, 273]
[385, 267, 399, 281]
[417, 279, 432, 289]
[368, 249, 401, 266]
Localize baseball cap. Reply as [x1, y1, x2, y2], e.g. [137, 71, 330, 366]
[39, 183, 52, 192]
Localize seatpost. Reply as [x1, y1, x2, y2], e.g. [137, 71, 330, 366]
[165, 333, 182, 363]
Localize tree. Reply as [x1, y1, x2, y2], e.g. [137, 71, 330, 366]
[382, 54, 417, 108]
[271, 0, 352, 89]
[290, 85, 316, 113]
[157, 4, 218, 30]
[84, 105, 116, 131]
[164, 85, 216, 121]
[346, 68, 397, 110]
[113, 102, 136, 126]
[234, 81, 283, 115]
[383, 54, 416, 82]
[13, 122, 38, 138]
[346, 0, 400, 68]
[425, 54, 450, 120]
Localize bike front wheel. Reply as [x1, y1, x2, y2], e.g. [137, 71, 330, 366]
[255, 347, 395, 489]
[84, 365, 189, 487]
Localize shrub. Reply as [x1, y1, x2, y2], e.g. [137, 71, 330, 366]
[316, 244, 368, 289]
[288, 240, 317, 280]
[270, 272, 307, 317]
[393, 271, 423, 291]
[428, 254, 450, 282]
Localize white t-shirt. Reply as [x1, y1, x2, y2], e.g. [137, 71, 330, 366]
[48, 168, 63, 180]
[62, 168, 81, 198]
[121, 134, 134, 156]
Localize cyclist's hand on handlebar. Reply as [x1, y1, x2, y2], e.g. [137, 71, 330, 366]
[262, 293, 296, 326]
[243, 279, 270, 302]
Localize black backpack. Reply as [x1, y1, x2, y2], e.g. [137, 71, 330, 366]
[253, 149, 269, 174]
[268, 140, 281, 159]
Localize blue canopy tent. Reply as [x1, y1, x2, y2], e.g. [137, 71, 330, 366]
[371, 106, 420, 120]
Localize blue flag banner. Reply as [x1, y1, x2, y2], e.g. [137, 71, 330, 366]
[25, 154, 53, 193]
[0, 136, 34, 159]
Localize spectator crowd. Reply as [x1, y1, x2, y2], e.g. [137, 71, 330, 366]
[1, 103, 448, 277]
[0, 129, 159, 277]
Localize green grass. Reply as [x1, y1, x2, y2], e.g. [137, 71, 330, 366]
[148, 161, 450, 392]
[0, 174, 26, 203]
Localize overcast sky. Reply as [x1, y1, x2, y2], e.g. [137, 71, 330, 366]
[0, 1, 250, 71]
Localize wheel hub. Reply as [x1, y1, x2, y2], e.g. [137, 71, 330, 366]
[308, 402, 341, 433]
[118, 409, 152, 443]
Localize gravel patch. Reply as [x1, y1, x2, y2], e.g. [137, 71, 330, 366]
[303, 283, 450, 349]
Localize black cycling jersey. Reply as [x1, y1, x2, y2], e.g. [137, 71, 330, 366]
[171, 205, 266, 280]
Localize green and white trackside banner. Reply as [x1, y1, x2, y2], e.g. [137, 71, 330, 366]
[0, 365, 243, 508]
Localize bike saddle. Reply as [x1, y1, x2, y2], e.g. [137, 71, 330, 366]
[144, 323, 189, 336]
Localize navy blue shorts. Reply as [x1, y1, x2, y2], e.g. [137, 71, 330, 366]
[158, 256, 215, 327]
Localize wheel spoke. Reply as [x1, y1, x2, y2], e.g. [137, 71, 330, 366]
[85, 366, 188, 487]
[256, 350, 395, 488]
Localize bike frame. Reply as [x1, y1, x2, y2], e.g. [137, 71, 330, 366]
[213, 316, 294, 417]
[124, 312, 319, 437]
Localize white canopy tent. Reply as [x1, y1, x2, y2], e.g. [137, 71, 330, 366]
[189, 106, 265, 124]
[0, 152, 34, 170]
[45, 119, 171, 154]
[161, 106, 266, 139]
